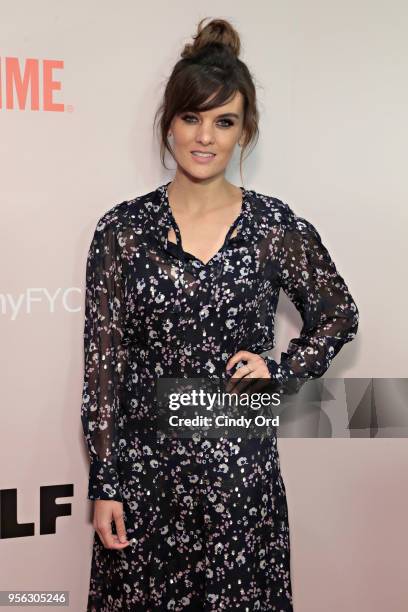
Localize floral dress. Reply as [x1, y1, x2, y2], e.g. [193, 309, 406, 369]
[81, 181, 359, 611]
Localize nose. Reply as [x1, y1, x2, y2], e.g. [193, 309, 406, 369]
[195, 122, 215, 145]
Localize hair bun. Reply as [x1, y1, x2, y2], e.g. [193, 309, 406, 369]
[181, 17, 241, 60]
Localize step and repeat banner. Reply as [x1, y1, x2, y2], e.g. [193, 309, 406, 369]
[1, 2, 407, 611]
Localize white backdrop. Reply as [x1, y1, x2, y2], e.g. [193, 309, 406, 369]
[1, 1, 407, 610]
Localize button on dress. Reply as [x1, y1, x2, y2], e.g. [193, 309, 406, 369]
[81, 181, 359, 611]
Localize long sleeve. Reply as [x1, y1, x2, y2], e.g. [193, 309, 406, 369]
[80, 217, 128, 501]
[263, 214, 359, 393]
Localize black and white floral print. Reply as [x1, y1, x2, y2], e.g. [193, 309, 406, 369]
[81, 181, 359, 611]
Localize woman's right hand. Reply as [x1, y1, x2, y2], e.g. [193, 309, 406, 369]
[93, 500, 131, 549]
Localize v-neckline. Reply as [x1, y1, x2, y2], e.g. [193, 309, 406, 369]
[163, 181, 247, 268]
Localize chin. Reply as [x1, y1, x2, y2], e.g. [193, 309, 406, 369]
[175, 162, 214, 180]
[177, 158, 225, 180]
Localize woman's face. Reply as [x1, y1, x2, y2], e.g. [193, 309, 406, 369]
[168, 90, 245, 181]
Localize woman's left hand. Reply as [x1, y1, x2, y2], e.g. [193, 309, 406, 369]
[225, 350, 270, 392]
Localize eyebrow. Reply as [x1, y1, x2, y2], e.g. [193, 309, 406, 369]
[188, 111, 240, 119]
[216, 112, 240, 119]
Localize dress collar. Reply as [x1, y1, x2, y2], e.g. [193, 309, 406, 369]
[140, 182, 261, 309]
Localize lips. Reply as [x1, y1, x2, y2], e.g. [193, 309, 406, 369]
[191, 151, 216, 156]
[190, 151, 216, 164]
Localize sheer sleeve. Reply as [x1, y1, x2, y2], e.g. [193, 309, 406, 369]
[263, 215, 359, 393]
[80, 217, 128, 501]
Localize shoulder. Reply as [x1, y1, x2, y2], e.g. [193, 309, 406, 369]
[249, 188, 321, 240]
[91, 186, 159, 239]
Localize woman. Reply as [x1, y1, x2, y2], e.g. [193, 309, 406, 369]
[81, 17, 359, 611]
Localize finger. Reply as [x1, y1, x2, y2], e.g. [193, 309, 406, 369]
[230, 354, 269, 387]
[248, 377, 271, 394]
[226, 364, 253, 393]
[96, 521, 114, 549]
[111, 533, 131, 546]
[113, 511, 129, 545]
[226, 351, 255, 372]
[97, 522, 129, 550]
[229, 376, 254, 395]
[246, 357, 271, 380]
[231, 353, 266, 376]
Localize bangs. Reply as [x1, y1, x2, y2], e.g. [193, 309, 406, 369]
[173, 68, 240, 114]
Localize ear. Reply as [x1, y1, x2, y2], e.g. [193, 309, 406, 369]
[238, 128, 246, 147]
[168, 118, 174, 139]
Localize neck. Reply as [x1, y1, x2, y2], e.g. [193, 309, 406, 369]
[167, 173, 241, 215]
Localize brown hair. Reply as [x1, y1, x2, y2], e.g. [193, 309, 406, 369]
[153, 17, 260, 186]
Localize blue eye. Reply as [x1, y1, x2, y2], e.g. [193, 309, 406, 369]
[181, 114, 234, 128]
[218, 119, 234, 127]
[182, 114, 197, 123]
